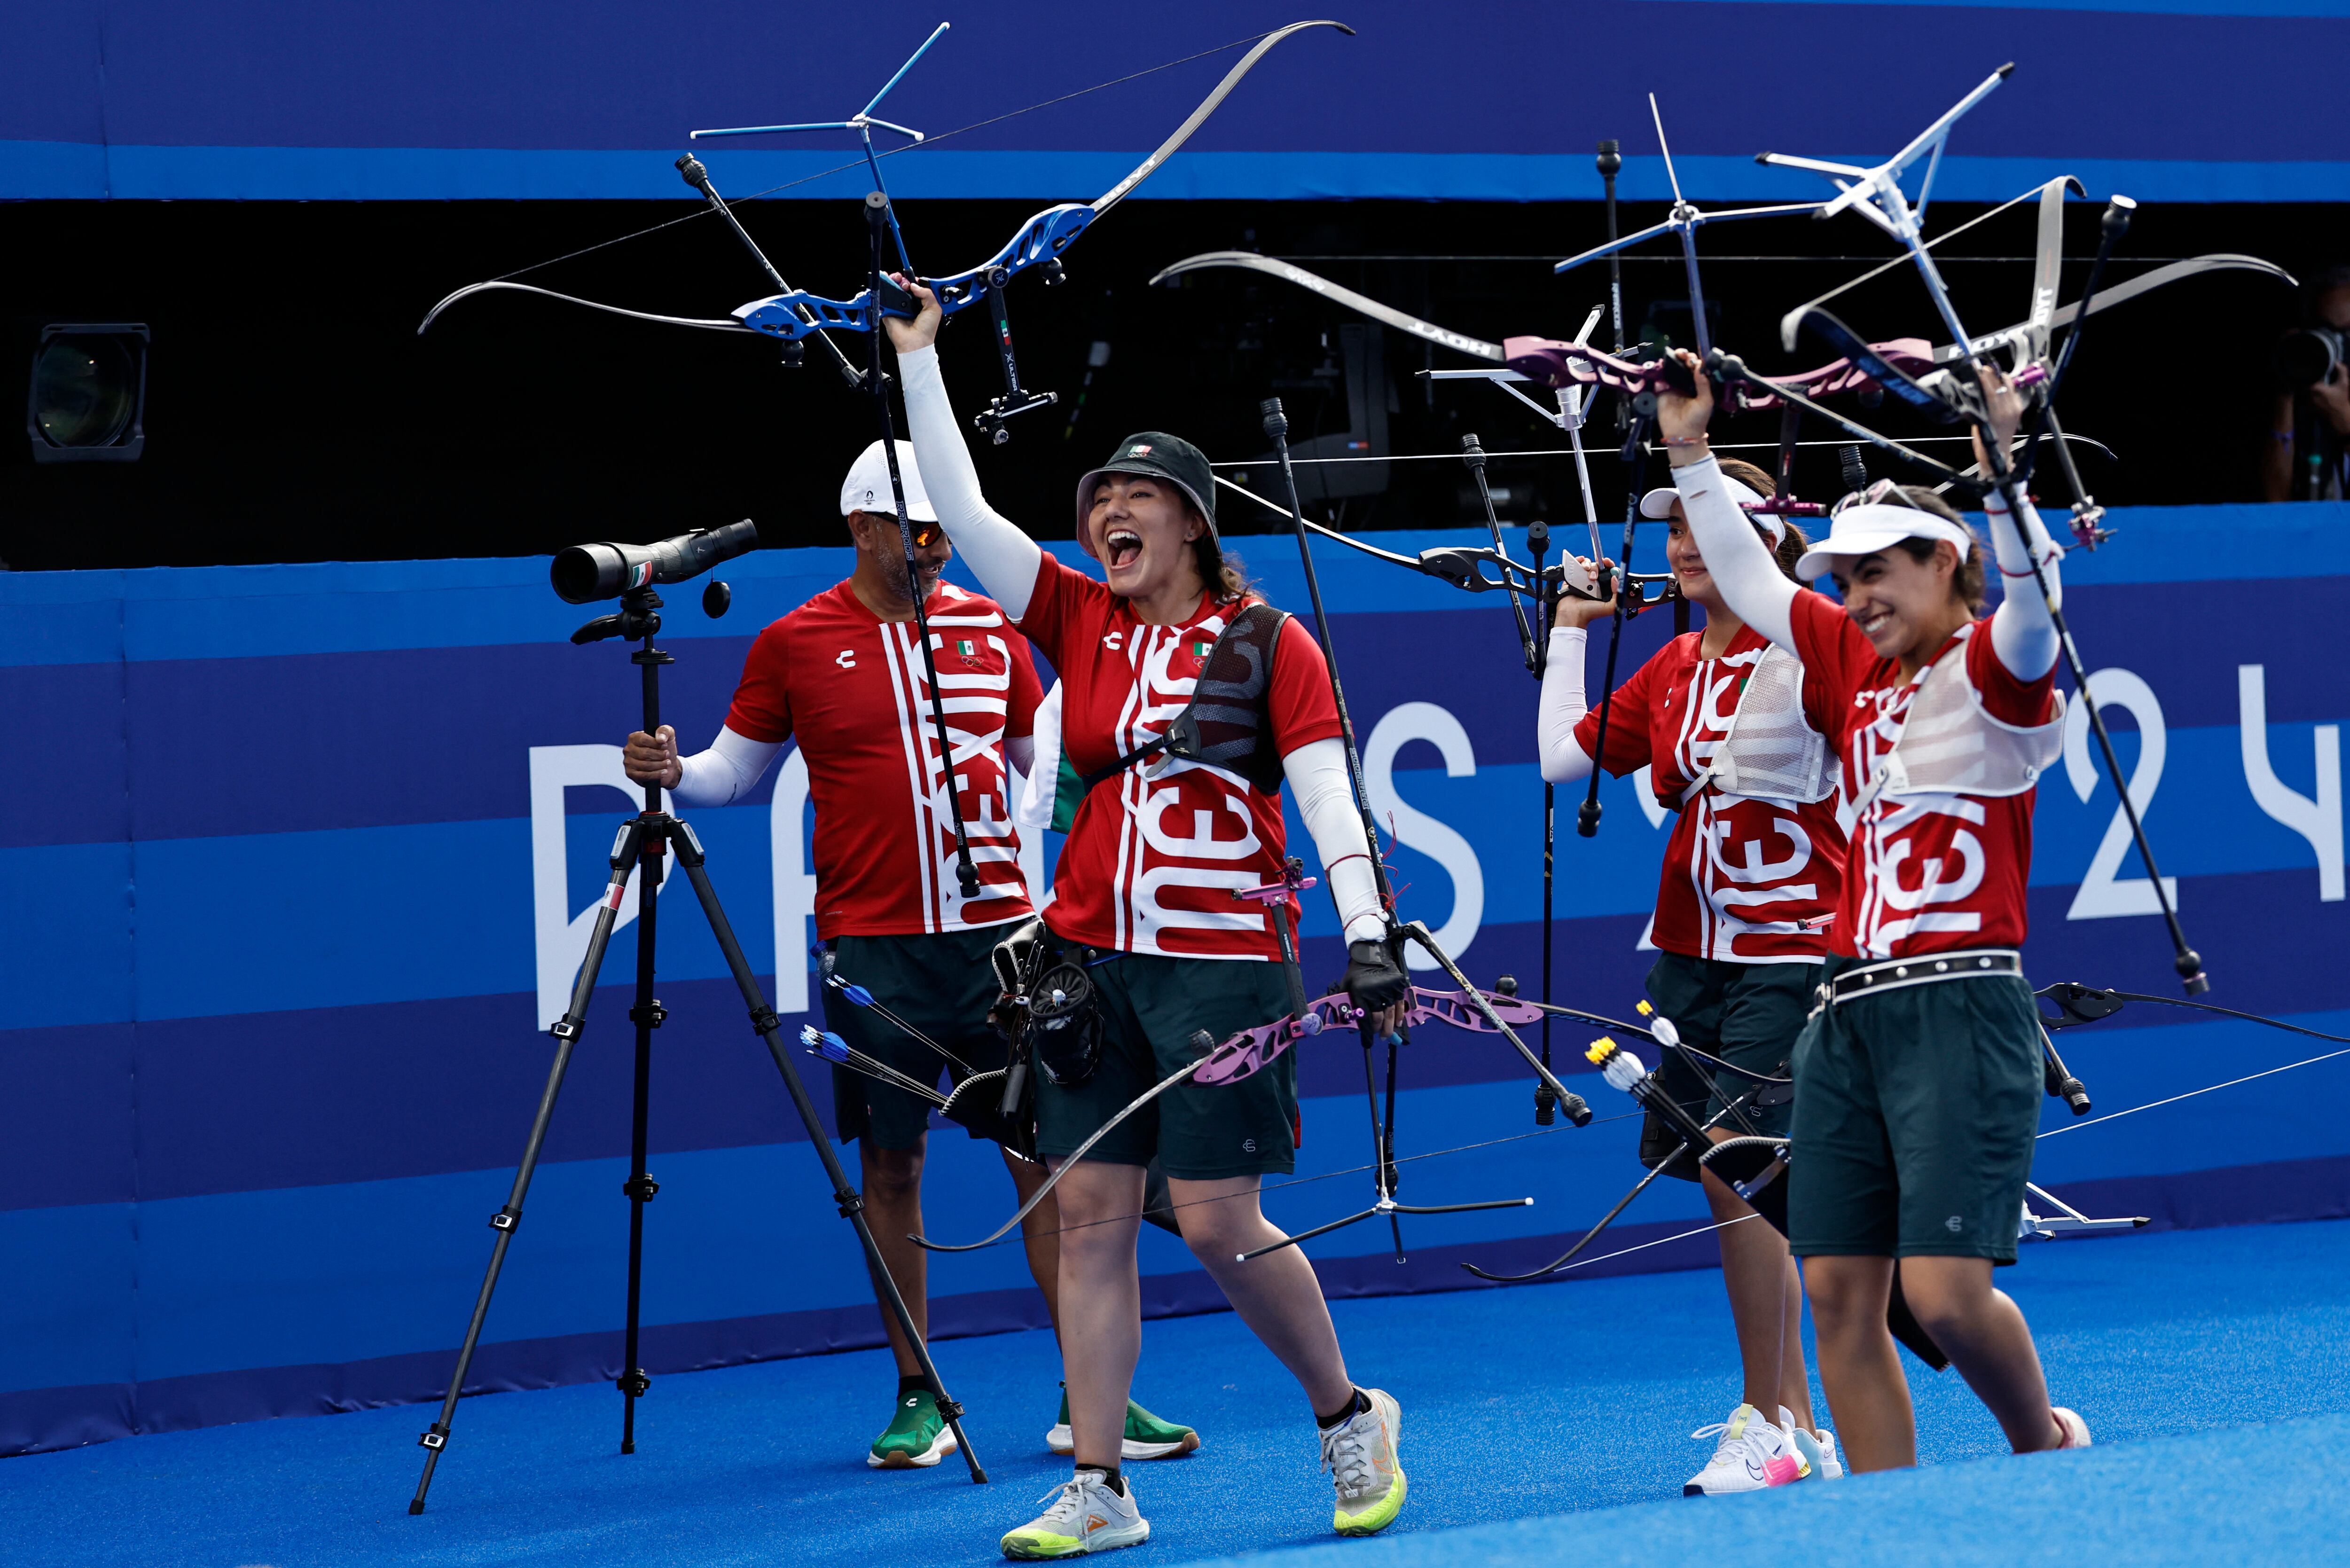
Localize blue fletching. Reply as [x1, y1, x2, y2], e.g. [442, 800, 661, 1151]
[842, 982, 876, 1008]
[799, 1025, 852, 1064]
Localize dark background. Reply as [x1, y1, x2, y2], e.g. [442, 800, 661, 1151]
[3, 195, 2328, 572]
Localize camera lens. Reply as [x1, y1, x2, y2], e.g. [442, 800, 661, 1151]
[31, 336, 138, 449]
[2274, 330, 2339, 389]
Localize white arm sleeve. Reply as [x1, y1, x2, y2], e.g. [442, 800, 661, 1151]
[898, 345, 1044, 620]
[1537, 625, 1596, 784]
[671, 724, 783, 808]
[1674, 455, 1798, 651]
[1282, 736, 1388, 945]
[1985, 488, 2061, 681]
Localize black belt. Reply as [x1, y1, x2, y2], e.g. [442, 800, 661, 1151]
[1819, 948, 2022, 1010]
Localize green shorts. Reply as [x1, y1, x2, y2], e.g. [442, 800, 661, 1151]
[1787, 954, 2043, 1263]
[820, 926, 1013, 1152]
[1034, 951, 1300, 1182]
[1642, 950, 1815, 1145]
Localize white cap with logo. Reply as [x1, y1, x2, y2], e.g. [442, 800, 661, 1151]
[1793, 504, 1977, 583]
[839, 439, 937, 522]
[1637, 472, 1785, 545]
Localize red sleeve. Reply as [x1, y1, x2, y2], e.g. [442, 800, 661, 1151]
[722, 619, 794, 745]
[1786, 589, 1879, 712]
[1964, 614, 2059, 726]
[1570, 643, 1661, 777]
[1268, 614, 1346, 754]
[1005, 628, 1043, 739]
[1010, 552, 1108, 673]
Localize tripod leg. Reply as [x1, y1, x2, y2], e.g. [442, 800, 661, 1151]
[664, 824, 988, 1484]
[409, 820, 643, 1515]
[619, 823, 664, 1453]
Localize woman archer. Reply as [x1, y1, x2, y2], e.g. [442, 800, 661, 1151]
[1538, 456, 1846, 1495]
[885, 279, 1416, 1557]
[1654, 347, 2091, 1471]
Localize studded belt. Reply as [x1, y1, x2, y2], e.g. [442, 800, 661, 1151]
[1818, 948, 2023, 1011]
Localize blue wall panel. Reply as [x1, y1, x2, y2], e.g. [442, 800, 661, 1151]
[6, 504, 2350, 1456]
[4, 2, 2345, 201]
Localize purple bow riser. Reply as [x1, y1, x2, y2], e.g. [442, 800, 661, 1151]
[1503, 334, 1940, 414]
[1193, 988, 1549, 1088]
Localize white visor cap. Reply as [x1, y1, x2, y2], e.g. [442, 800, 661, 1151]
[1793, 504, 1976, 583]
[840, 439, 937, 523]
[1637, 473, 1783, 545]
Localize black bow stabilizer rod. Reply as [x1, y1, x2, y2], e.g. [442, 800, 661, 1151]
[868, 192, 982, 901]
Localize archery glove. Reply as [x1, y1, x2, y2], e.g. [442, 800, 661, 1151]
[1340, 938, 1411, 1017]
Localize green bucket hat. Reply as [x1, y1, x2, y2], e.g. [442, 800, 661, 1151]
[1072, 431, 1217, 560]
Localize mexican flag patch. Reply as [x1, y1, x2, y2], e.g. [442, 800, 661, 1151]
[1191, 638, 1214, 658]
[956, 639, 975, 657]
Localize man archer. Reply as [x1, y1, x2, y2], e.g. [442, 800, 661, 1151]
[622, 440, 1198, 1468]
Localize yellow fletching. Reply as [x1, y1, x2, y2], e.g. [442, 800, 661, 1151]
[1585, 1036, 1617, 1065]
[1636, 1000, 1654, 1016]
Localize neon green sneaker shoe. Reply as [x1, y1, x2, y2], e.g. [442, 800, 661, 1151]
[1323, 1388, 1406, 1536]
[869, 1388, 957, 1469]
[1046, 1385, 1201, 1459]
[1002, 1469, 1149, 1560]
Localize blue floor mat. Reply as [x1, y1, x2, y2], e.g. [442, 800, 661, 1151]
[5, 1218, 2347, 1568]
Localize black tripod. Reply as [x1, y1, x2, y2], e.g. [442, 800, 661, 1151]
[408, 585, 986, 1514]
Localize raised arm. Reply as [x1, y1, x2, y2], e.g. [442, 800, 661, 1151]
[1535, 558, 1614, 784]
[1974, 370, 2061, 682]
[887, 282, 1043, 619]
[1659, 355, 1798, 651]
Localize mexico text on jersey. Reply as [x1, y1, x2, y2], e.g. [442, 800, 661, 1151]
[1016, 555, 1342, 962]
[1789, 597, 2061, 960]
[1581, 623, 1846, 963]
[724, 581, 1042, 939]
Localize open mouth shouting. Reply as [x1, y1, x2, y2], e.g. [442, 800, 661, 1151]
[1104, 527, 1144, 571]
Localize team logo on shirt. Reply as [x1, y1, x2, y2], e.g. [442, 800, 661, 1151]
[836, 649, 857, 668]
[1191, 638, 1214, 658]
[1103, 630, 1123, 650]
[955, 638, 976, 657]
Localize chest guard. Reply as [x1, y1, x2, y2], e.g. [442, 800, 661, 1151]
[1681, 643, 1837, 807]
[1081, 602, 1292, 795]
[1871, 629, 2067, 805]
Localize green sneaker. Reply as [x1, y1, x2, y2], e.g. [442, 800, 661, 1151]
[1045, 1384, 1202, 1459]
[870, 1388, 957, 1469]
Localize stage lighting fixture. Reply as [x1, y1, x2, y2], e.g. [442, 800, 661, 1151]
[28, 324, 148, 463]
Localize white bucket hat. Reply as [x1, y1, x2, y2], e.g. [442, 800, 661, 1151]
[1794, 502, 1976, 583]
[839, 439, 937, 522]
[1637, 472, 1785, 545]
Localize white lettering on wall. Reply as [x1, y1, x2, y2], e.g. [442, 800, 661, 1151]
[770, 748, 817, 1012]
[1363, 702, 1483, 971]
[529, 745, 663, 1031]
[2239, 664, 2344, 902]
[2063, 668, 2180, 921]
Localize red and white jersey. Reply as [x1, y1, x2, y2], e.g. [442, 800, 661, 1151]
[724, 580, 1041, 940]
[1578, 624, 1846, 963]
[1015, 553, 1342, 961]
[1786, 595, 2057, 959]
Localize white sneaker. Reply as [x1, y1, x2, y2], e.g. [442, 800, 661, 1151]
[1321, 1388, 1407, 1536]
[1779, 1405, 1842, 1480]
[1684, 1403, 1805, 1496]
[2052, 1406, 2092, 1450]
[1000, 1470, 1149, 1560]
